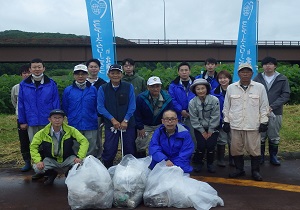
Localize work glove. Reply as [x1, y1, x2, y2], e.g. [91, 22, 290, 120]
[259, 123, 268, 133]
[222, 122, 230, 133]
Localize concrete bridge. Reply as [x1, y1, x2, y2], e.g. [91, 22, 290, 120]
[1, 39, 300, 63]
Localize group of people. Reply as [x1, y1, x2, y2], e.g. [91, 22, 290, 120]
[11, 56, 290, 185]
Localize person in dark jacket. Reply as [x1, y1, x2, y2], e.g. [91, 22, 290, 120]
[86, 58, 107, 158]
[135, 76, 173, 158]
[122, 58, 147, 96]
[254, 57, 290, 166]
[148, 110, 194, 174]
[11, 65, 31, 172]
[30, 109, 89, 186]
[63, 64, 98, 157]
[211, 70, 235, 167]
[86, 58, 107, 89]
[195, 58, 219, 91]
[97, 64, 136, 168]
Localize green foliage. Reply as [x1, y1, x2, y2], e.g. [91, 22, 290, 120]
[47, 69, 73, 77]
[0, 62, 299, 114]
[0, 75, 22, 114]
[52, 74, 74, 101]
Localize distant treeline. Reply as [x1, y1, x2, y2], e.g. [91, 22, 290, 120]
[0, 30, 133, 45]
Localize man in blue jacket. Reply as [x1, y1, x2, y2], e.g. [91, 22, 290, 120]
[135, 76, 173, 158]
[62, 64, 98, 157]
[148, 110, 194, 174]
[18, 58, 60, 180]
[18, 58, 60, 142]
[168, 62, 196, 150]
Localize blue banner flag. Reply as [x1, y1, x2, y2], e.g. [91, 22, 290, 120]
[85, 0, 116, 81]
[233, 0, 258, 82]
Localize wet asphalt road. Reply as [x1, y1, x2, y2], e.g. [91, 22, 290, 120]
[0, 159, 300, 210]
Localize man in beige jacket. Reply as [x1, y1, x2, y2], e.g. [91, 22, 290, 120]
[223, 63, 269, 181]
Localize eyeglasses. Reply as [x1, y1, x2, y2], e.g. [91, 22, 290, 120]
[162, 118, 178, 122]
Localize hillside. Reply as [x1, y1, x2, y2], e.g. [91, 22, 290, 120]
[0, 30, 135, 45]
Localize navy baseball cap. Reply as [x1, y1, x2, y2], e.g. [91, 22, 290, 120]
[49, 109, 65, 117]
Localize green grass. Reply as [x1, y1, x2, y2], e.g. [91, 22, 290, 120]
[280, 105, 300, 152]
[1, 105, 300, 167]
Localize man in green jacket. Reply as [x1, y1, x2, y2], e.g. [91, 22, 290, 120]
[122, 58, 147, 96]
[30, 109, 89, 185]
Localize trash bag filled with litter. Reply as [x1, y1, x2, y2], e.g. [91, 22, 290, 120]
[143, 161, 224, 210]
[65, 155, 113, 210]
[109, 154, 151, 209]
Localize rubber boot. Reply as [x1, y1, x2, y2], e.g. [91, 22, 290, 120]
[44, 169, 58, 186]
[229, 155, 245, 178]
[269, 144, 281, 166]
[21, 152, 32, 172]
[207, 151, 216, 173]
[192, 150, 200, 163]
[193, 151, 204, 173]
[260, 142, 265, 165]
[103, 159, 114, 169]
[251, 156, 263, 181]
[21, 160, 32, 172]
[217, 145, 226, 167]
[228, 146, 235, 167]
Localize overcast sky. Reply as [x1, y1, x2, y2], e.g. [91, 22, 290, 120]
[0, 0, 299, 41]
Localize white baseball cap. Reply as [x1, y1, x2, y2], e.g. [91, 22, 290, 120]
[147, 76, 162, 86]
[74, 64, 88, 73]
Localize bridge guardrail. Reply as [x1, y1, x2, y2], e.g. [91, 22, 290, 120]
[128, 39, 300, 46]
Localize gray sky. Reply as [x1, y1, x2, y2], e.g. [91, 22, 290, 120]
[0, 0, 299, 41]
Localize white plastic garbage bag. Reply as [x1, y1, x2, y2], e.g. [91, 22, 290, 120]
[65, 155, 113, 210]
[143, 161, 224, 210]
[109, 154, 151, 209]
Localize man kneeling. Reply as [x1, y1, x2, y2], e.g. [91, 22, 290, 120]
[148, 110, 194, 174]
[30, 109, 89, 185]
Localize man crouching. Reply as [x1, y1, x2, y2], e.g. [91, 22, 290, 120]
[30, 109, 89, 185]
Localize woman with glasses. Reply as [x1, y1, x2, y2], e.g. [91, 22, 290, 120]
[189, 79, 220, 173]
